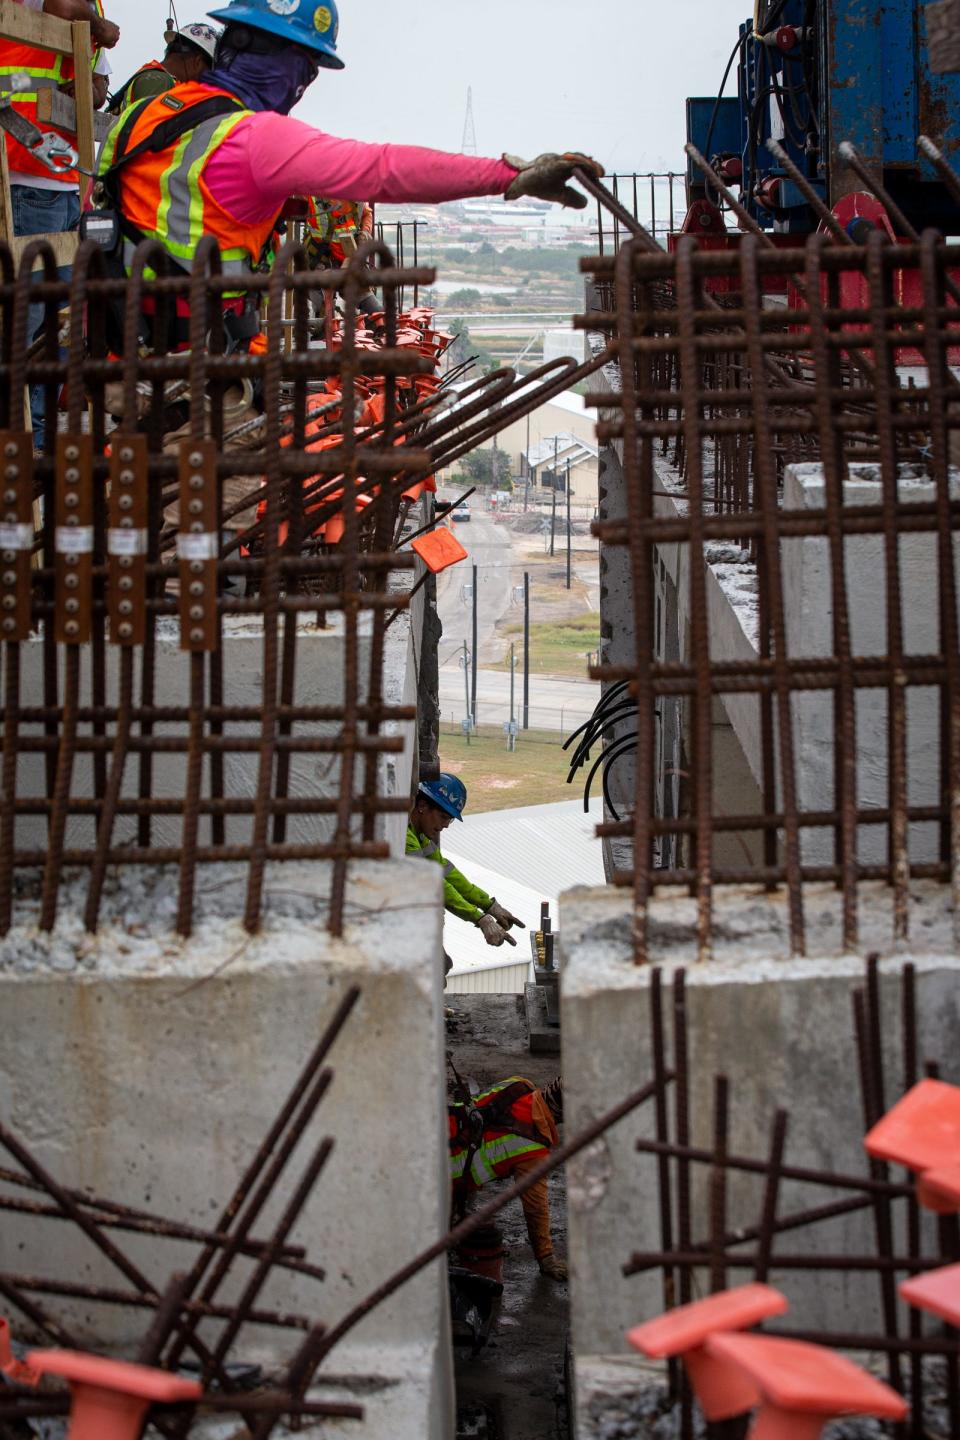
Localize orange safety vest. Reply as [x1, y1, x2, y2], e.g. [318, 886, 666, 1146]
[305, 196, 373, 262]
[99, 81, 275, 278]
[449, 1079, 553, 1191]
[0, 0, 104, 185]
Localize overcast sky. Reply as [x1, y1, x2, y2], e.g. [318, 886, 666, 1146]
[101, 0, 748, 172]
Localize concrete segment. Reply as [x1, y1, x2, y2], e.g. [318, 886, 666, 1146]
[0, 857, 453, 1440]
[560, 883, 960, 1410]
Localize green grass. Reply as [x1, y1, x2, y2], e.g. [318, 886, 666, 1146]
[497, 615, 601, 680]
[437, 725, 576, 813]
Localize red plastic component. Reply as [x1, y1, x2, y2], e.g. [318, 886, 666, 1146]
[706, 1333, 908, 1440]
[719, 156, 743, 182]
[815, 196, 960, 365]
[864, 1078, 960, 1172]
[917, 1160, 960, 1214]
[900, 1262, 960, 1326]
[27, 1351, 202, 1440]
[627, 1284, 788, 1421]
[775, 24, 799, 51]
[681, 199, 727, 237]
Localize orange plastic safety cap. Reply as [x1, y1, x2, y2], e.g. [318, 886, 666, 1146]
[627, 1284, 788, 1359]
[864, 1078, 960, 1172]
[627, 1285, 788, 1423]
[916, 1160, 960, 1214]
[27, 1351, 202, 1440]
[900, 1261, 960, 1327]
[411, 528, 469, 576]
[706, 1332, 907, 1440]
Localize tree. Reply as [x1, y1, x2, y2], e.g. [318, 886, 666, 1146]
[446, 287, 482, 308]
[462, 449, 513, 488]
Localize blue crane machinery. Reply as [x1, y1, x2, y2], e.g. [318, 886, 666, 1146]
[683, 0, 960, 239]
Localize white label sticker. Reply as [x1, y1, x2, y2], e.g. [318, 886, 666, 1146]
[108, 528, 148, 557]
[56, 526, 94, 555]
[0, 523, 33, 552]
[178, 532, 218, 562]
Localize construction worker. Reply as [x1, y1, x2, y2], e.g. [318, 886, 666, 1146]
[450, 1075, 567, 1281]
[304, 195, 378, 320]
[407, 776, 525, 969]
[305, 196, 373, 265]
[3, 0, 118, 441]
[106, 22, 219, 114]
[94, 0, 603, 343]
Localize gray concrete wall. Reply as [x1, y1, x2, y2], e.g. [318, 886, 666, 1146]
[13, 584, 419, 862]
[561, 883, 960, 1366]
[782, 462, 960, 866]
[0, 857, 454, 1439]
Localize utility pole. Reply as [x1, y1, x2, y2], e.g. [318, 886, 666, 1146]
[523, 571, 530, 731]
[508, 644, 517, 752]
[471, 563, 478, 728]
[549, 436, 559, 558]
[461, 640, 471, 746]
[566, 457, 573, 590]
[524, 412, 531, 512]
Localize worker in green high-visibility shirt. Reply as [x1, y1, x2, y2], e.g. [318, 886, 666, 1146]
[406, 775, 525, 973]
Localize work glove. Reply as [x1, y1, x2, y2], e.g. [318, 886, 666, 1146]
[539, 1256, 568, 1281]
[504, 153, 605, 210]
[477, 913, 515, 948]
[486, 900, 524, 933]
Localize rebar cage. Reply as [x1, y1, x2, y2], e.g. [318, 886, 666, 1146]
[0, 237, 443, 940]
[582, 231, 960, 961]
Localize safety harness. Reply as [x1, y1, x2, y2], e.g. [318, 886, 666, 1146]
[448, 1068, 548, 1219]
[88, 93, 260, 352]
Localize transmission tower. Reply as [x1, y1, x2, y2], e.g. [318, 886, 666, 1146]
[461, 87, 478, 155]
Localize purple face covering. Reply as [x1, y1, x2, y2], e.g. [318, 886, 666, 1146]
[206, 47, 317, 116]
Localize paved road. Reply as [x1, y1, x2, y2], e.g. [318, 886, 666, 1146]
[437, 666, 598, 736]
[436, 509, 513, 665]
[435, 505, 601, 736]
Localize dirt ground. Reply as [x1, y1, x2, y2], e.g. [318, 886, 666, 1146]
[447, 996, 570, 1440]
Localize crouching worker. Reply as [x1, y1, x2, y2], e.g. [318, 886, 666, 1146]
[449, 1076, 567, 1281]
[407, 775, 524, 974]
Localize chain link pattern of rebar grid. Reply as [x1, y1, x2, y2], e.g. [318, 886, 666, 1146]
[624, 957, 960, 1440]
[579, 231, 960, 963]
[0, 238, 617, 942]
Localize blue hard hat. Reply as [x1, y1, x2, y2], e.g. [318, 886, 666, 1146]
[207, 0, 344, 69]
[419, 774, 468, 823]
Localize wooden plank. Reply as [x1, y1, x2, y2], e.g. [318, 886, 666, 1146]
[0, 132, 14, 252]
[69, 19, 94, 205]
[36, 87, 116, 146]
[0, 0, 75, 55]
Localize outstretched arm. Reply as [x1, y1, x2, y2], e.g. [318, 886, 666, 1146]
[205, 113, 518, 225]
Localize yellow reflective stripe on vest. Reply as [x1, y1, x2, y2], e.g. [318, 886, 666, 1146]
[450, 1133, 544, 1187]
[150, 111, 252, 271]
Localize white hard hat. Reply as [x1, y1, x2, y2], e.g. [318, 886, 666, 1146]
[172, 21, 221, 62]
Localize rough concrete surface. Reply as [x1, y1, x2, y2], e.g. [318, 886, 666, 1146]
[14, 598, 417, 860]
[559, 883, 960, 1434]
[0, 857, 454, 1440]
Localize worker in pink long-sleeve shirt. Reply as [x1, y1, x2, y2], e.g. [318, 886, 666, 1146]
[95, 0, 603, 352]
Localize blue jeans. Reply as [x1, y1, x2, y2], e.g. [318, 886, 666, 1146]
[11, 185, 80, 449]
